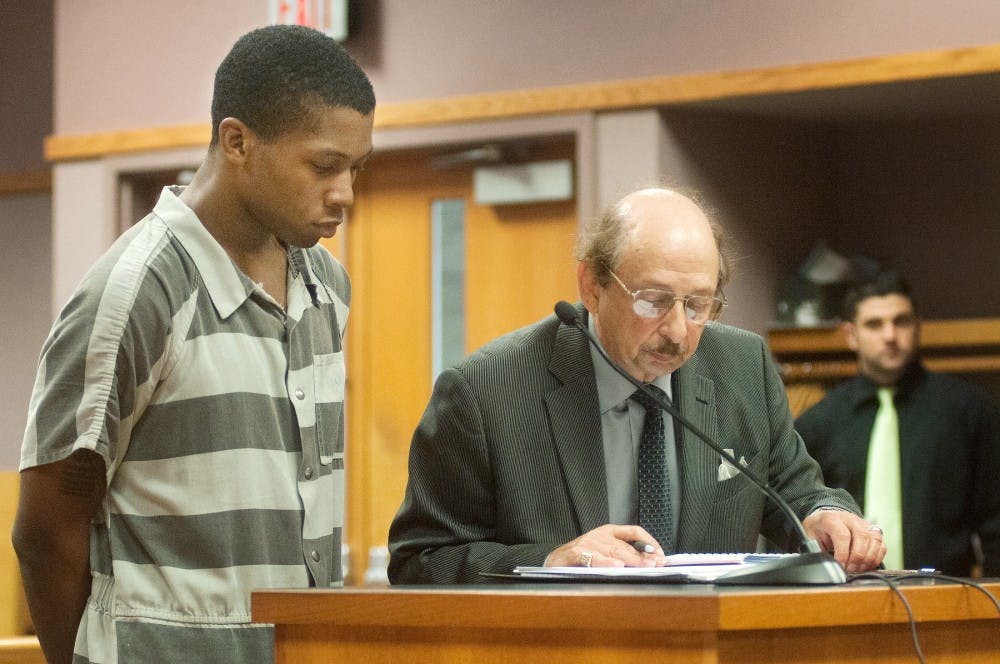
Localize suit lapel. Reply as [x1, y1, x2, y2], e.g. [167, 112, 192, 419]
[672, 365, 720, 550]
[545, 309, 609, 533]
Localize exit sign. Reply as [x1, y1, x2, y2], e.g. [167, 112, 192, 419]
[270, 0, 348, 41]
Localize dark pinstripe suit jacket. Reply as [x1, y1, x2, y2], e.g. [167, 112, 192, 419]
[387, 305, 859, 584]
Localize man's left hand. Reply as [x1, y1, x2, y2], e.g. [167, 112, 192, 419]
[802, 509, 886, 573]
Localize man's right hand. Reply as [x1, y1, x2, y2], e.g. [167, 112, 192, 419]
[545, 524, 666, 567]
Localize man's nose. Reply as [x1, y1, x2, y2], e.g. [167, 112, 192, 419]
[656, 299, 689, 340]
[325, 170, 355, 209]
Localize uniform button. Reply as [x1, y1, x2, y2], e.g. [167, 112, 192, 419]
[294, 388, 306, 400]
[311, 550, 321, 562]
[304, 466, 314, 479]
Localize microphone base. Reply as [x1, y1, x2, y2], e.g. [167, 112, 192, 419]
[713, 552, 847, 585]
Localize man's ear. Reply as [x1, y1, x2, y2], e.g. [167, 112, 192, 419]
[841, 320, 859, 351]
[577, 261, 599, 313]
[217, 117, 254, 164]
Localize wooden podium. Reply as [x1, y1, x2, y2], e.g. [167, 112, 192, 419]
[253, 581, 1000, 663]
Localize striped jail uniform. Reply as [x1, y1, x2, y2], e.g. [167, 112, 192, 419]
[21, 187, 349, 663]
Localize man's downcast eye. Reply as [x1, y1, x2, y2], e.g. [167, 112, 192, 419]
[633, 299, 658, 317]
[640, 292, 712, 311]
[638, 291, 672, 306]
[688, 297, 714, 312]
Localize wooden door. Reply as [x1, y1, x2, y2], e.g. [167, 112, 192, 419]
[321, 139, 578, 583]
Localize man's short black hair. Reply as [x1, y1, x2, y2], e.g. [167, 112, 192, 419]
[210, 24, 375, 145]
[841, 271, 917, 321]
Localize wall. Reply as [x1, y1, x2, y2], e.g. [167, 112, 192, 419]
[0, 0, 53, 470]
[46, 1, 1000, 321]
[1, 0, 52, 171]
[52, 1, 1000, 136]
[47, 1, 1000, 313]
[836, 117, 1000, 319]
[657, 109, 838, 334]
[0, 195, 52, 470]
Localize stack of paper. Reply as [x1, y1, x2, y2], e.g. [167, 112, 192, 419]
[513, 552, 796, 583]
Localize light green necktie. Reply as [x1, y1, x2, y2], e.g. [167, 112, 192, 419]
[865, 387, 904, 570]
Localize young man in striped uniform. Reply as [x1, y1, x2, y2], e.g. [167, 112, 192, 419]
[13, 25, 374, 664]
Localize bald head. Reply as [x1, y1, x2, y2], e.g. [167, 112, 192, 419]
[577, 186, 731, 291]
[616, 187, 706, 222]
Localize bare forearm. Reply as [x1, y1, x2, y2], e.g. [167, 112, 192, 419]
[13, 451, 105, 664]
[18, 546, 92, 664]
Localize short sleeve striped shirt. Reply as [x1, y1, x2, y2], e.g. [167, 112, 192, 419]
[21, 186, 349, 663]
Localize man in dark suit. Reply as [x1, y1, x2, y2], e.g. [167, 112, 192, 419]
[796, 272, 1000, 575]
[388, 187, 885, 584]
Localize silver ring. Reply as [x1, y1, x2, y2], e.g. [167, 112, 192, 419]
[579, 551, 593, 567]
[867, 524, 883, 534]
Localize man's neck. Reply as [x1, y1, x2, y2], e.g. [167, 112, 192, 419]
[236, 242, 290, 309]
[180, 170, 290, 308]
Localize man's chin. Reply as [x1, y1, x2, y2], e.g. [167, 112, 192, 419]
[319, 226, 341, 240]
[302, 222, 344, 246]
[879, 355, 911, 374]
[638, 356, 684, 380]
[284, 237, 322, 249]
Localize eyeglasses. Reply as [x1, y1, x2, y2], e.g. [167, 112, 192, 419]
[608, 269, 726, 325]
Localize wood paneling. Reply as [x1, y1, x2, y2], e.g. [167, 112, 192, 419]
[0, 472, 31, 637]
[253, 583, 1000, 663]
[45, 124, 210, 162]
[0, 637, 43, 664]
[463, 141, 578, 351]
[0, 170, 50, 196]
[770, 317, 1000, 382]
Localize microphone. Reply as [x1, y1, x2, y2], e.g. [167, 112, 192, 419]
[554, 301, 846, 585]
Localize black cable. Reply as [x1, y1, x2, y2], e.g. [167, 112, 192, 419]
[849, 572, 1000, 662]
[892, 573, 1000, 617]
[850, 572, 926, 663]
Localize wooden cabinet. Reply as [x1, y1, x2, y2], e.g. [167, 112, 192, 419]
[253, 582, 1000, 664]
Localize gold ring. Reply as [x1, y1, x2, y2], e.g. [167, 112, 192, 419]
[580, 551, 593, 567]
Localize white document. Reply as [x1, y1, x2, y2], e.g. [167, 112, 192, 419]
[513, 553, 795, 583]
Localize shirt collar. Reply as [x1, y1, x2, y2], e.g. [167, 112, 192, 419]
[153, 186, 322, 318]
[850, 360, 926, 409]
[288, 248, 323, 305]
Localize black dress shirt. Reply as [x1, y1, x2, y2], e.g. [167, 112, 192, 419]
[796, 361, 1000, 576]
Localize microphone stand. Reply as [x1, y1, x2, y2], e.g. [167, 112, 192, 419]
[554, 301, 846, 585]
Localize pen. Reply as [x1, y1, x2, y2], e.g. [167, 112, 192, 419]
[631, 540, 655, 554]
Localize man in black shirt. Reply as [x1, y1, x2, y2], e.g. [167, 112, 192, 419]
[796, 272, 1000, 576]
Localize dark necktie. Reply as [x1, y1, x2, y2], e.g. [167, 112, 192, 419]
[631, 386, 673, 552]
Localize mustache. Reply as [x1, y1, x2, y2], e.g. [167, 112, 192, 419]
[646, 339, 684, 356]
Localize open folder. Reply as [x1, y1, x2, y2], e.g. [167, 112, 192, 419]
[512, 552, 847, 585]
[513, 553, 783, 582]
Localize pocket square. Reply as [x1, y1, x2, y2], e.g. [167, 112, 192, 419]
[717, 449, 748, 481]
